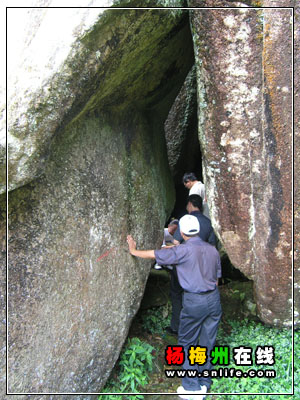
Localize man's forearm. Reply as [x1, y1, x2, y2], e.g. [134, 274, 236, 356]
[130, 249, 156, 259]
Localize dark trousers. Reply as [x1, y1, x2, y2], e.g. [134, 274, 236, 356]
[170, 267, 183, 332]
[178, 288, 222, 390]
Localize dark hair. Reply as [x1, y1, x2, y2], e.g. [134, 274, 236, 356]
[182, 172, 197, 184]
[187, 194, 203, 212]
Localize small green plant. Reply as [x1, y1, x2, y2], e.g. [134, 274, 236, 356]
[98, 337, 154, 400]
[140, 303, 171, 335]
[119, 337, 154, 391]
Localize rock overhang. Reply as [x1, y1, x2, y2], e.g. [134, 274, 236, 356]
[4, 4, 194, 194]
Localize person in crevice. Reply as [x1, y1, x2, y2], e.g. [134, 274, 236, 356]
[154, 219, 178, 270]
[163, 219, 179, 247]
[167, 194, 217, 335]
[183, 172, 210, 218]
[127, 215, 222, 400]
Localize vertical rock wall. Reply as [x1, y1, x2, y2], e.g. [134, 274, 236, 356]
[294, 1, 300, 327]
[190, 3, 293, 326]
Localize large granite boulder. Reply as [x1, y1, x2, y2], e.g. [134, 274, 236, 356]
[189, 2, 294, 326]
[2, 3, 194, 395]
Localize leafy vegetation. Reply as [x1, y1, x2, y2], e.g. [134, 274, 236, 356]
[98, 303, 296, 399]
[139, 303, 171, 335]
[98, 337, 155, 400]
[214, 319, 296, 399]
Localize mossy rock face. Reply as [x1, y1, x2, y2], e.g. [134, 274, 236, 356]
[4, 6, 194, 394]
[5, 3, 193, 194]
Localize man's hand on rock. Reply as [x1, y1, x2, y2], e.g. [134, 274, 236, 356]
[127, 235, 137, 255]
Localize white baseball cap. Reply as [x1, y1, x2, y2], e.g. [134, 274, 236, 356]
[179, 214, 200, 235]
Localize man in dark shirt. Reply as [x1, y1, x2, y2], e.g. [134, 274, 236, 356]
[173, 194, 216, 246]
[127, 215, 222, 400]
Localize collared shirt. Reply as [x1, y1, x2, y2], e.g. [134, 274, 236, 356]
[189, 181, 205, 200]
[173, 211, 216, 246]
[154, 236, 221, 294]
